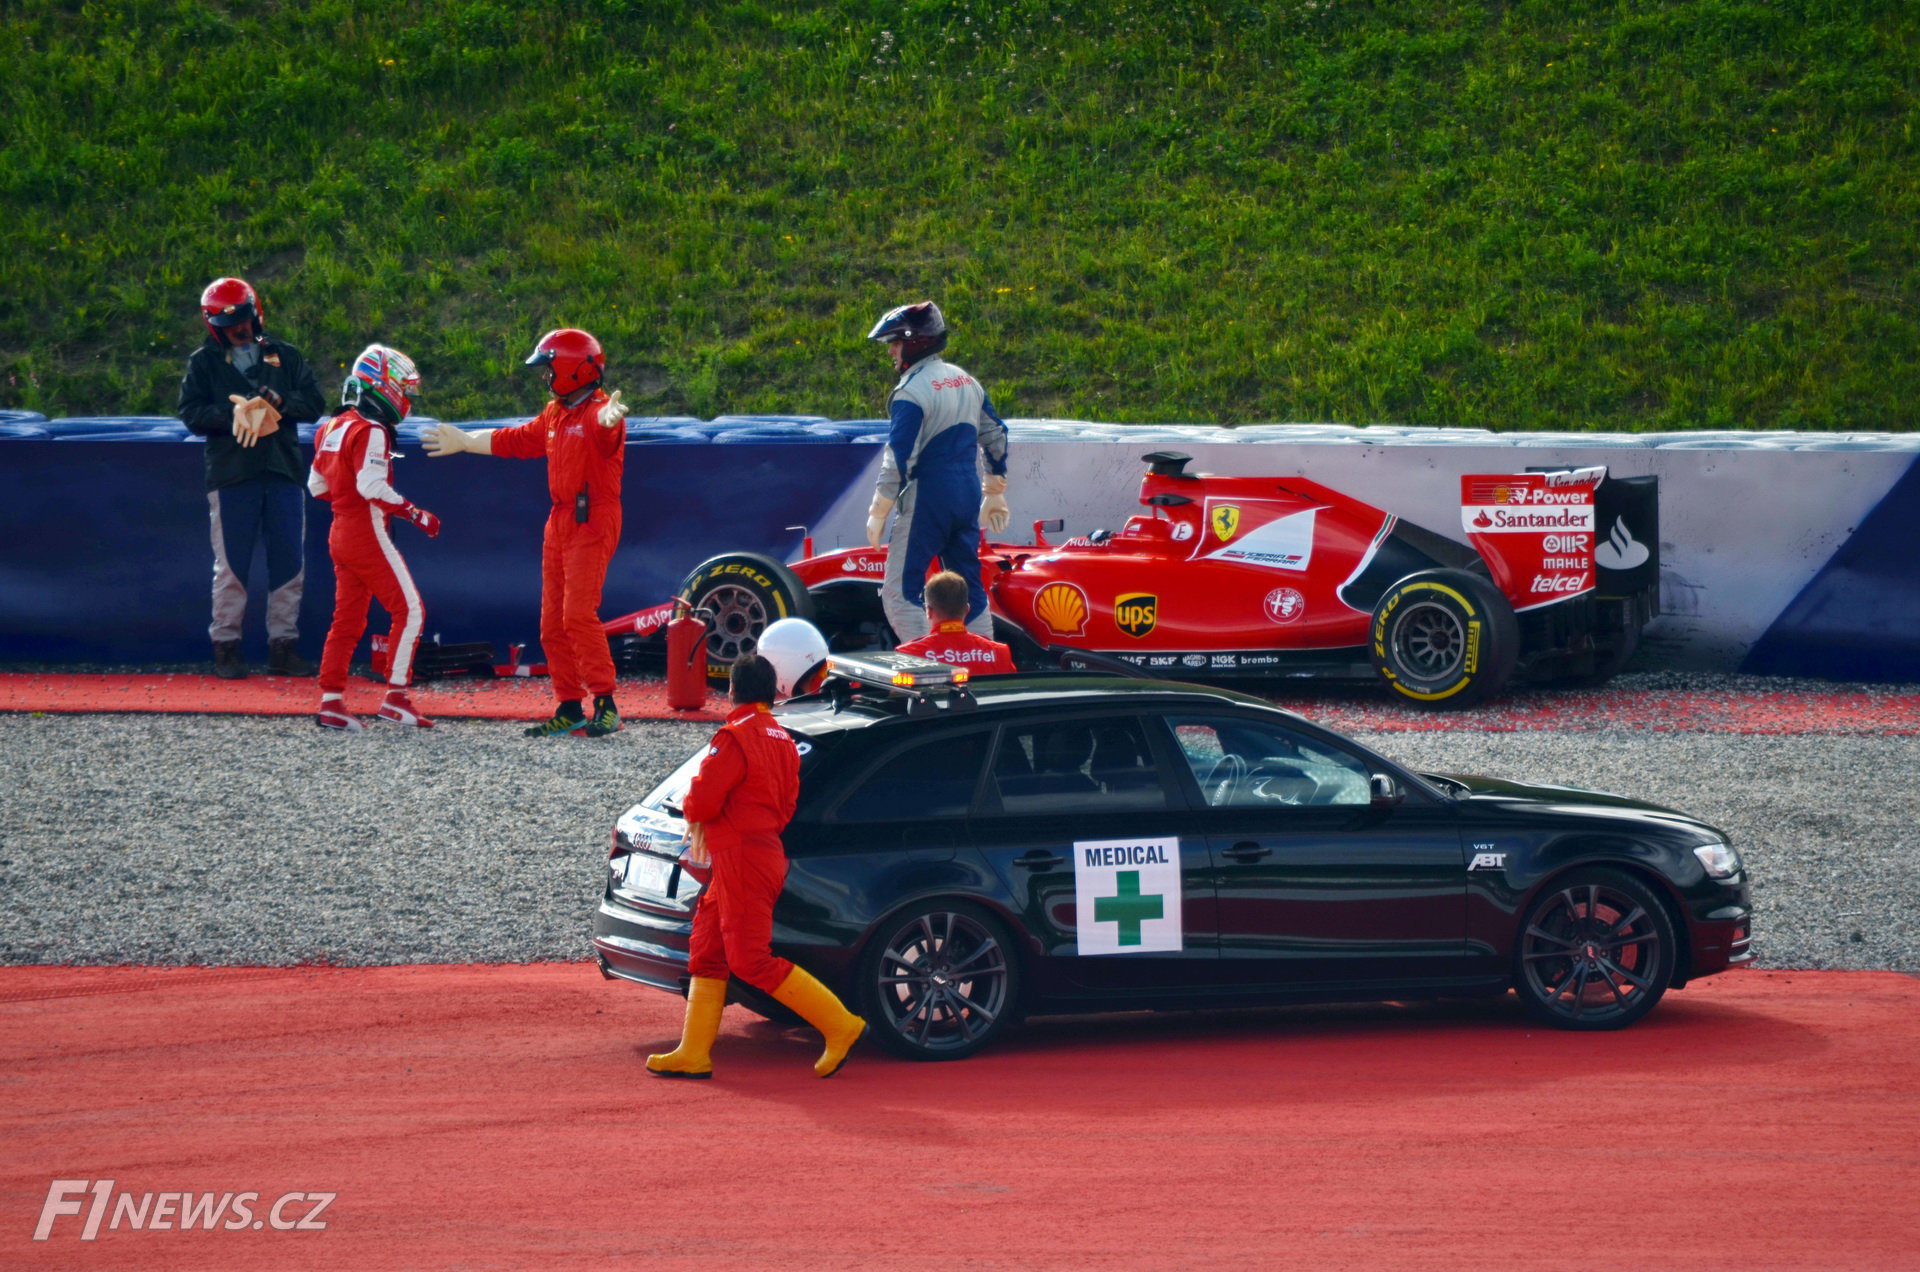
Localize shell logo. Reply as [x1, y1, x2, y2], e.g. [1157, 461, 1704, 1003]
[1034, 582, 1089, 637]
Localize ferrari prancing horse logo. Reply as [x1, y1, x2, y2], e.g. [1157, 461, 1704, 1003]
[1210, 505, 1241, 541]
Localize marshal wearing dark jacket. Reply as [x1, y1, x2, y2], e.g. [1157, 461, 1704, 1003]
[177, 277, 326, 679]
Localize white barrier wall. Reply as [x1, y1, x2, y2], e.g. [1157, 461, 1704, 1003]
[809, 438, 1918, 672]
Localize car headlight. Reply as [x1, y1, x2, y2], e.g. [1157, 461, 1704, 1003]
[1693, 842, 1743, 880]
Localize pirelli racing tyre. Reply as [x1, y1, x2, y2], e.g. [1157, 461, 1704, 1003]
[677, 552, 815, 686]
[1514, 867, 1676, 1031]
[1368, 569, 1518, 709]
[859, 900, 1020, 1061]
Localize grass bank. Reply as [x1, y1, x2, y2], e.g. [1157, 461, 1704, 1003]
[1, 0, 1913, 428]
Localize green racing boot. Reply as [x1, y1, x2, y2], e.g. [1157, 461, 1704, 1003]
[581, 695, 622, 738]
[525, 700, 586, 738]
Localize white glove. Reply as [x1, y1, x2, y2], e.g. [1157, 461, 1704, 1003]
[981, 492, 1011, 535]
[424, 423, 492, 457]
[866, 492, 895, 550]
[598, 389, 626, 429]
[682, 821, 710, 869]
[228, 394, 281, 448]
[981, 473, 1010, 534]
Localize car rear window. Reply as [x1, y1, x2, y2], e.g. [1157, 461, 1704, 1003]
[833, 731, 990, 823]
[641, 727, 828, 814]
[990, 717, 1170, 815]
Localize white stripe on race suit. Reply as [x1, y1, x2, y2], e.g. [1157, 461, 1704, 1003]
[356, 426, 406, 506]
[366, 504, 423, 687]
[207, 489, 247, 643]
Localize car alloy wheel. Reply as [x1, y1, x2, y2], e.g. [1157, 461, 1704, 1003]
[861, 901, 1018, 1061]
[1516, 868, 1675, 1031]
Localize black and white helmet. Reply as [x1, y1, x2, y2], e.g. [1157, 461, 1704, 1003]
[755, 618, 831, 699]
[867, 300, 947, 366]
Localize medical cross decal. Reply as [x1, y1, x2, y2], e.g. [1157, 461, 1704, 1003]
[1073, 837, 1184, 955]
[1093, 871, 1164, 946]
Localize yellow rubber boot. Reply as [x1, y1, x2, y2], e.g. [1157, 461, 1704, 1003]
[770, 966, 868, 1078]
[646, 976, 726, 1079]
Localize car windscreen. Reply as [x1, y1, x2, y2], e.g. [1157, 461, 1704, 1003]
[1165, 715, 1371, 807]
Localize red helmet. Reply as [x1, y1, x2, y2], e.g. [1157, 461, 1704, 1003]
[200, 277, 262, 344]
[524, 328, 604, 397]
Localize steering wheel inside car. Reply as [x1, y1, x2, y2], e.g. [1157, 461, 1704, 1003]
[1202, 754, 1248, 806]
[1247, 761, 1318, 806]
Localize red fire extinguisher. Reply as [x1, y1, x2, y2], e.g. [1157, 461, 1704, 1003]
[665, 598, 710, 712]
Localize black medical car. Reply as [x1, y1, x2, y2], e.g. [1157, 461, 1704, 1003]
[593, 656, 1752, 1060]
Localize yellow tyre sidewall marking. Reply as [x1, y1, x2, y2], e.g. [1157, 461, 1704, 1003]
[1375, 581, 1483, 701]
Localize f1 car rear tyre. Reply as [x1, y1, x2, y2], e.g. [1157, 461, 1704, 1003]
[859, 900, 1020, 1061]
[677, 552, 815, 686]
[1368, 569, 1518, 709]
[1514, 868, 1676, 1031]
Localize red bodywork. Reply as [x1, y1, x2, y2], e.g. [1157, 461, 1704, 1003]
[614, 456, 1631, 679]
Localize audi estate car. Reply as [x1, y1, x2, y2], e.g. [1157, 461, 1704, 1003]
[592, 656, 1752, 1060]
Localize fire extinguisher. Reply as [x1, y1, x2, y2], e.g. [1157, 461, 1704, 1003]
[665, 598, 711, 712]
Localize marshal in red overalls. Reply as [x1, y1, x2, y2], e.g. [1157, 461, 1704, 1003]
[681, 703, 802, 993]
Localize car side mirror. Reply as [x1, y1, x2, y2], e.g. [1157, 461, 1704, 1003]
[1369, 774, 1403, 807]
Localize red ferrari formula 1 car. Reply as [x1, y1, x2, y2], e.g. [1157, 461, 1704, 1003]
[614, 452, 1660, 708]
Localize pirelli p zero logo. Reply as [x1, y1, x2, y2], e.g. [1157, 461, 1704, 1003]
[713, 563, 773, 588]
[1114, 593, 1157, 638]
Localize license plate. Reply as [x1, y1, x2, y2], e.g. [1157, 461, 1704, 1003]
[627, 853, 675, 896]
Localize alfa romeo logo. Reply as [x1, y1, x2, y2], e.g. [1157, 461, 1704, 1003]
[1262, 587, 1305, 624]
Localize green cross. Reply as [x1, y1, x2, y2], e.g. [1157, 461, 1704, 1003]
[1094, 870, 1164, 947]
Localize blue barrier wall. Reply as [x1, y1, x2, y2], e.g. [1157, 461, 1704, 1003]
[2, 419, 1917, 679]
[0, 439, 876, 664]
[1742, 457, 1920, 680]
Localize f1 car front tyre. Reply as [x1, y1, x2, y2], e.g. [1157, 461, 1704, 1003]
[1514, 868, 1676, 1031]
[1368, 569, 1518, 708]
[859, 900, 1020, 1061]
[677, 552, 815, 686]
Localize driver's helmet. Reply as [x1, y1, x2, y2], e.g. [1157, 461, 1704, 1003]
[525, 328, 604, 397]
[200, 277, 261, 344]
[866, 300, 947, 368]
[341, 344, 420, 426]
[756, 618, 830, 699]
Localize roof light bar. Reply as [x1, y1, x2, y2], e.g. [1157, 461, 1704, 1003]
[824, 651, 975, 713]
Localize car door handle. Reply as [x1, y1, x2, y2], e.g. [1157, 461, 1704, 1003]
[1013, 851, 1064, 870]
[1221, 841, 1271, 862]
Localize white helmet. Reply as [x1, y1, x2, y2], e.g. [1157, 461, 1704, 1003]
[756, 618, 830, 699]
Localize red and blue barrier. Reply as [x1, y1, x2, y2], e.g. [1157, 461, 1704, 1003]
[1, 416, 1916, 680]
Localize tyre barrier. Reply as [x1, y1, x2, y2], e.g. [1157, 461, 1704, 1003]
[2, 413, 1917, 679]
[711, 426, 848, 444]
[5, 414, 1915, 456]
[43, 416, 184, 436]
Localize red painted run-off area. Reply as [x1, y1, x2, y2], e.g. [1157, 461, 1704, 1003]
[1, 671, 1916, 733]
[2, 965, 1917, 1271]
